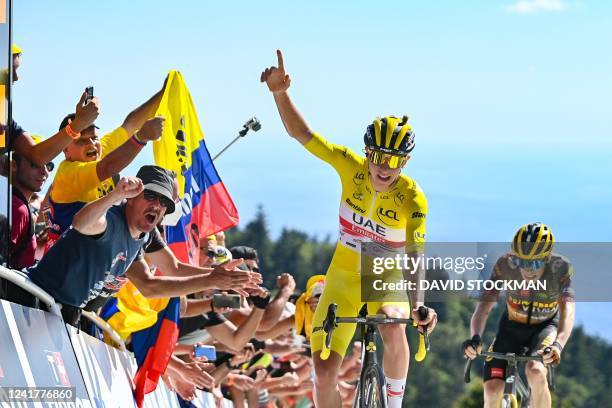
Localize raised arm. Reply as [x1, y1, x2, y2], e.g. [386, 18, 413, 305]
[13, 91, 99, 166]
[72, 176, 143, 235]
[121, 78, 167, 136]
[256, 273, 295, 331]
[261, 50, 314, 145]
[95, 116, 164, 181]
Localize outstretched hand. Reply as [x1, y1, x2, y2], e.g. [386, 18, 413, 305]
[208, 258, 262, 297]
[260, 50, 291, 93]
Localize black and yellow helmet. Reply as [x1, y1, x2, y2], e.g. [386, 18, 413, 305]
[512, 223, 555, 260]
[364, 115, 415, 155]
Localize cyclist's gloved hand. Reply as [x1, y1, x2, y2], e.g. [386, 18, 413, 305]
[462, 334, 482, 360]
[539, 341, 562, 365]
[411, 305, 438, 334]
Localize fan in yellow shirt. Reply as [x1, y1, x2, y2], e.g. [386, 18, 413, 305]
[46, 78, 168, 247]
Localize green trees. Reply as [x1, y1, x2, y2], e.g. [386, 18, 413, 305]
[225, 205, 334, 289]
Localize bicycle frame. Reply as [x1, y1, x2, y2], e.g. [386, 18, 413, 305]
[491, 352, 532, 406]
[355, 309, 383, 405]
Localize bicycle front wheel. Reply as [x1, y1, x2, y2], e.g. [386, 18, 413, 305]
[360, 365, 387, 408]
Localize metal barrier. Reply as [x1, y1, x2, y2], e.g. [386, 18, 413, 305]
[81, 310, 127, 351]
[0, 264, 62, 317]
[0, 265, 127, 351]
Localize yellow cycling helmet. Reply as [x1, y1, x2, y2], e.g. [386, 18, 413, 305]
[512, 222, 554, 260]
[364, 115, 415, 155]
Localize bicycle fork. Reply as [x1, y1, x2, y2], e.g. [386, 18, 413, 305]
[358, 324, 388, 408]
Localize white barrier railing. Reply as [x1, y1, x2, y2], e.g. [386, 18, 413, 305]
[81, 310, 127, 352]
[0, 285, 231, 407]
[0, 264, 62, 317]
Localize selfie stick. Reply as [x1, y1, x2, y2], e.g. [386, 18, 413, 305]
[212, 117, 261, 162]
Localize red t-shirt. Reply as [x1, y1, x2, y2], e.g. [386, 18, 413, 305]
[10, 190, 36, 270]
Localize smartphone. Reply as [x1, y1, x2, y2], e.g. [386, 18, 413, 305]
[194, 345, 217, 361]
[213, 293, 241, 309]
[85, 86, 94, 104]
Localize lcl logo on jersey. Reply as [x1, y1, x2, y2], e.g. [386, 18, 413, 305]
[353, 172, 366, 186]
[376, 207, 400, 225]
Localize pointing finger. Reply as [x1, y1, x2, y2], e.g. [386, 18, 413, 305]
[277, 49, 285, 72]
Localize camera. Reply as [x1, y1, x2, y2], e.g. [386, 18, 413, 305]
[85, 86, 94, 105]
[243, 117, 261, 132]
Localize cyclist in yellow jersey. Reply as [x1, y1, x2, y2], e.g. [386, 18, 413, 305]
[261, 50, 438, 408]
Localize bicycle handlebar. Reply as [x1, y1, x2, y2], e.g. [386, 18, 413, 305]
[320, 303, 430, 362]
[464, 347, 554, 384]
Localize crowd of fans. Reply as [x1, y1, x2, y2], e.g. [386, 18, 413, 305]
[0, 45, 361, 407]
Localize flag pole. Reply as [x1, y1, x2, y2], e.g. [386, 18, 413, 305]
[212, 117, 261, 162]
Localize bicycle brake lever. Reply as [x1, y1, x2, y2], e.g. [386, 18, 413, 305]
[464, 358, 473, 383]
[423, 330, 431, 351]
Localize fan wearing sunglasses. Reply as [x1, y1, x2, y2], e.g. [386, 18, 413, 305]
[261, 50, 437, 408]
[463, 222, 576, 408]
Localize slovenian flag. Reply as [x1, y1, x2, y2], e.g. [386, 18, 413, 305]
[153, 70, 239, 266]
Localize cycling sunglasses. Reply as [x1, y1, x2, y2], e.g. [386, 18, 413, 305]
[511, 256, 546, 270]
[366, 150, 408, 169]
[143, 190, 174, 209]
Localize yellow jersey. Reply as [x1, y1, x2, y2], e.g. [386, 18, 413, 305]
[304, 132, 427, 274]
[306, 132, 427, 357]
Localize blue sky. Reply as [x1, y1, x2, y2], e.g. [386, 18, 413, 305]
[12, 0, 612, 337]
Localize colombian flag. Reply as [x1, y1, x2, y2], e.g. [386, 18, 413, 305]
[100, 280, 178, 407]
[154, 71, 239, 266]
[100, 280, 170, 341]
[130, 296, 180, 408]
